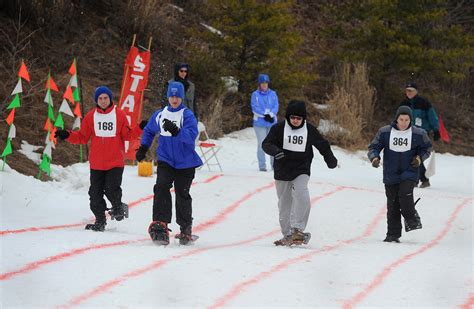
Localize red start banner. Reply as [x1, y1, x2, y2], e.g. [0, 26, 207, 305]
[118, 46, 151, 160]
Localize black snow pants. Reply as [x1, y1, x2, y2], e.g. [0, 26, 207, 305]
[384, 180, 417, 238]
[153, 161, 195, 232]
[89, 167, 124, 221]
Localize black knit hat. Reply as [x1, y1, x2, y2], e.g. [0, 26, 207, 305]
[285, 100, 307, 129]
[395, 106, 413, 122]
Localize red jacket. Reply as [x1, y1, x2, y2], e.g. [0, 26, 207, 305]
[67, 105, 142, 170]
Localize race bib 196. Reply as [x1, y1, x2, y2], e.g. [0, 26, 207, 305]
[283, 121, 307, 152]
[389, 127, 412, 152]
[94, 107, 117, 137]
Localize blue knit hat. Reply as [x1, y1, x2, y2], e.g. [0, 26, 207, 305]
[258, 74, 270, 84]
[167, 81, 185, 100]
[94, 86, 113, 104]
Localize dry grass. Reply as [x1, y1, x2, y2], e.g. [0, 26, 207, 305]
[325, 62, 376, 149]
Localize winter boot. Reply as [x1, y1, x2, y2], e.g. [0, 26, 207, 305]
[383, 235, 400, 243]
[85, 218, 106, 232]
[148, 221, 170, 245]
[176, 225, 194, 245]
[405, 210, 422, 232]
[290, 228, 311, 245]
[419, 180, 430, 188]
[274, 235, 293, 246]
[109, 203, 129, 221]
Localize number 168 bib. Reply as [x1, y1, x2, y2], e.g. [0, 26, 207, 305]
[389, 127, 412, 152]
[94, 106, 117, 137]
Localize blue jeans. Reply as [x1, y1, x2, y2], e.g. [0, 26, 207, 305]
[254, 126, 273, 171]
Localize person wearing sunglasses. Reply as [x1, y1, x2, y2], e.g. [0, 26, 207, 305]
[161, 63, 197, 118]
[262, 100, 338, 246]
[251, 73, 279, 171]
[399, 82, 439, 188]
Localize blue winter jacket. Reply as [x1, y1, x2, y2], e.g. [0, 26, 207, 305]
[400, 95, 439, 133]
[368, 122, 432, 185]
[251, 88, 279, 127]
[141, 104, 203, 169]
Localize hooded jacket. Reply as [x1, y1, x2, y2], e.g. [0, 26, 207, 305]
[399, 94, 439, 133]
[140, 103, 202, 169]
[262, 100, 337, 181]
[67, 105, 142, 170]
[368, 106, 432, 185]
[161, 63, 196, 115]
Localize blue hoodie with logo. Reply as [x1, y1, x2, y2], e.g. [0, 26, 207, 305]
[141, 104, 203, 169]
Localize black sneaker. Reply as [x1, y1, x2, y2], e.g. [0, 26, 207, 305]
[405, 210, 422, 232]
[383, 235, 400, 243]
[85, 219, 106, 232]
[110, 203, 129, 221]
[148, 221, 170, 245]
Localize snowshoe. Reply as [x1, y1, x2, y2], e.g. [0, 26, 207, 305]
[274, 235, 293, 246]
[85, 219, 106, 232]
[148, 221, 171, 245]
[405, 210, 422, 232]
[290, 228, 311, 245]
[175, 226, 199, 245]
[109, 203, 129, 221]
[383, 235, 400, 243]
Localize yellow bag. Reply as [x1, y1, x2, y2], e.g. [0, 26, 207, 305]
[138, 161, 153, 177]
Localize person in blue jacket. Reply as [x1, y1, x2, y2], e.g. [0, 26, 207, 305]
[251, 73, 279, 171]
[399, 82, 439, 188]
[368, 106, 432, 243]
[136, 81, 202, 245]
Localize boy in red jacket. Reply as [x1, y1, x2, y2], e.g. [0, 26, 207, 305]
[55, 86, 146, 231]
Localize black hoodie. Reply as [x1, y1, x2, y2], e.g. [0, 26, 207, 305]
[262, 100, 338, 181]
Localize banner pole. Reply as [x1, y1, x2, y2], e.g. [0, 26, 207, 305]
[76, 57, 87, 162]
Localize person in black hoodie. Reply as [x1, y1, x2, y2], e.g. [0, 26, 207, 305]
[262, 100, 338, 246]
[161, 63, 196, 117]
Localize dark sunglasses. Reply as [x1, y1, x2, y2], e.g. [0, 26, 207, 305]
[290, 115, 303, 121]
[179, 69, 188, 73]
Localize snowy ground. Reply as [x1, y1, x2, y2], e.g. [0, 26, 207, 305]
[1, 128, 472, 308]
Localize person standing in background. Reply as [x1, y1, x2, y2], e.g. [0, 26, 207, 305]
[399, 82, 439, 188]
[251, 73, 279, 172]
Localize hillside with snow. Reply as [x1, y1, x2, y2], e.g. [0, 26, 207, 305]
[1, 128, 472, 308]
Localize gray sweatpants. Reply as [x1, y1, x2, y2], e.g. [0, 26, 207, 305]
[275, 174, 311, 236]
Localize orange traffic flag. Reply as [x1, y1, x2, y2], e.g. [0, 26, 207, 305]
[68, 60, 76, 75]
[18, 61, 30, 82]
[439, 115, 450, 143]
[45, 76, 59, 92]
[44, 118, 52, 132]
[73, 103, 82, 118]
[6, 109, 15, 125]
[63, 86, 74, 102]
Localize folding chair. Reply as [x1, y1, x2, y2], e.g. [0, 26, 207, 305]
[196, 121, 223, 171]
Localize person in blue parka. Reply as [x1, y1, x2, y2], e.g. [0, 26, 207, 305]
[251, 73, 279, 171]
[368, 106, 432, 243]
[399, 82, 439, 188]
[136, 81, 202, 245]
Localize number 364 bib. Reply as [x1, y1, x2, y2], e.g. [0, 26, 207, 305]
[94, 106, 117, 137]
[389, 127, 412, 152]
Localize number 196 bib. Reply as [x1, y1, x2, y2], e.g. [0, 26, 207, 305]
[94, 106, 117, 137]
[389, 127, 412, 152]
[283, 121, 308, 152]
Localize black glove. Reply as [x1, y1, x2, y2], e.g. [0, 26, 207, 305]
[163, 119, 180, 136]
[54, 130, 70, 140]
[433, 130, 440, 141]
[264, 114, 274, 123]
[371, 157, 380, 168]
[411, 155, 421, 168]
[274, 151, 285, 160]
[139, 120, 148, 130]
[135, 145, 149, 162]
[325, 155, 338, 169]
